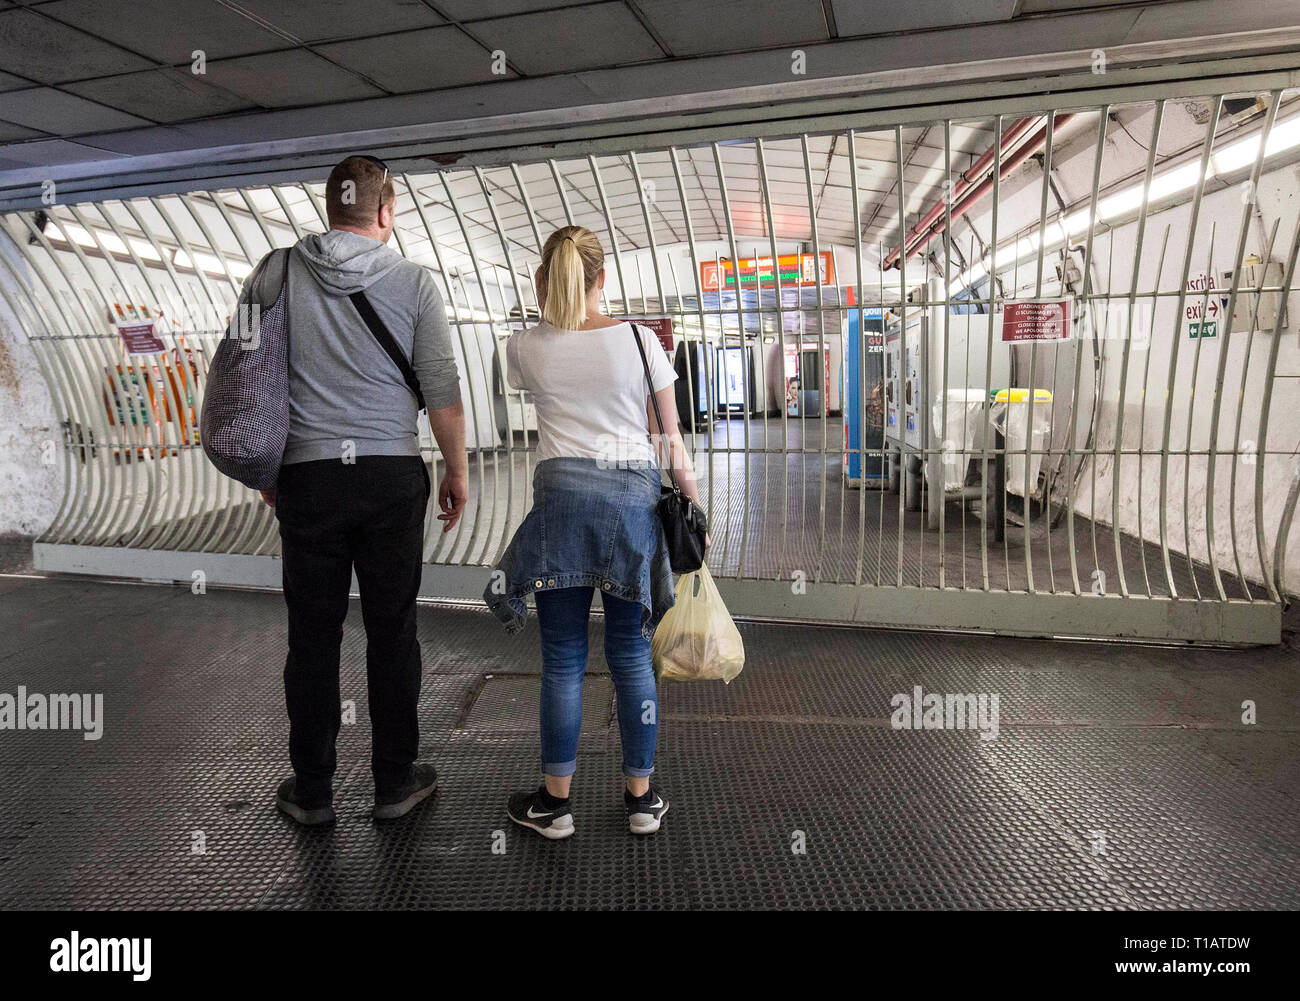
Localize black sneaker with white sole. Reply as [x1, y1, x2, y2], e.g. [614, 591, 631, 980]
[625, 786, 669, 834]
[275, 776, 336, 827]
[373, 762, 438, 821]
[507, 787, 575, 840]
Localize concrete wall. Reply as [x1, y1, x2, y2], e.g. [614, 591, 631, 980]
[977, 159, 1300, 593]
[0, 218, 63, 536]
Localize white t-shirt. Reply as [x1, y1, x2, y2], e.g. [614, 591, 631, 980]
[506, 320, 678, 464]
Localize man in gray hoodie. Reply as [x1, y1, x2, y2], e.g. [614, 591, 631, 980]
[259, 154, 467, 826]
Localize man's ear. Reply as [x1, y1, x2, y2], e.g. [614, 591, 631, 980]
[379, 201, 394, 229]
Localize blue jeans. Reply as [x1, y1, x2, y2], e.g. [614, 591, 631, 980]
[536, 587, 658, 779]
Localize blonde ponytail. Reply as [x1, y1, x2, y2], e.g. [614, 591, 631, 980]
[539, 226, 604, 330]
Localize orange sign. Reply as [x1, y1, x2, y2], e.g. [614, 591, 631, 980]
[700, 252, 834, 293]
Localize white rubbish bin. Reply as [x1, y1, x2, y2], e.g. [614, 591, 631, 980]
[930, 389, 988, 491]
[991, 388, 1053, 498]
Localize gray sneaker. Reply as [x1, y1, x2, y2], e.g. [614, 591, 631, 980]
[373, 763, 439, 821]
[275, 776, 336, 827]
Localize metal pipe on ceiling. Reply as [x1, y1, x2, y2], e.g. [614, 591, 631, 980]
[884, 115, 1074, 270]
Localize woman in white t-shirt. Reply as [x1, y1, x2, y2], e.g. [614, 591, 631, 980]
[484, 225, 705, 840]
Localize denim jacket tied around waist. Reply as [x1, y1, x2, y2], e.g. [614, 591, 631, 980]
[484, 457, 675, 640]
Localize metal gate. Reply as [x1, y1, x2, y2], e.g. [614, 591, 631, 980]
[3, 82, 1298, 644]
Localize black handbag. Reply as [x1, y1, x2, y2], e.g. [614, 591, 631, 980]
[631, 324, 709, 573]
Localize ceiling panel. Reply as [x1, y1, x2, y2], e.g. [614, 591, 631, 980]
[832, 0, 1018, 37]
[235, 0, 444, 42]
[0, 86, 151, 133]
[0, 137, 126, 169]
[0, 68, 29, 90]
[317, 25, 508, 92]
[63, 67, 255, 123]
[438, 0, 591, 19]
[0, 7, 154, 83]
[469, 2, 663, 76]
[636, 0, 829, 56]
[0, 120, 43, 141]
[202, 49, 384, 107]
[1021, 0, 1177, 9]
[39, 0, 287, 64]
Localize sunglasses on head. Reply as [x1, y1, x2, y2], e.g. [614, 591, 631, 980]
[360, 154, 389, 184]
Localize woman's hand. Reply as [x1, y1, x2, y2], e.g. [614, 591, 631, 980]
[260, 487, 276, 508]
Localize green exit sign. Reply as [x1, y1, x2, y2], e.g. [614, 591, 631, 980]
[1189, 321, 1217, 339]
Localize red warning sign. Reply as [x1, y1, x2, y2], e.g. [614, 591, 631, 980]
[637, 317, 675, 354]
[1002, 299, 1072, 342]
[117, 320, 166, 355]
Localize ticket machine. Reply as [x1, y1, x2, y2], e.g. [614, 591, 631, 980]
[883, 279, 1011, 528]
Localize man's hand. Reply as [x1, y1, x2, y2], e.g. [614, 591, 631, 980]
[260, 487, 276, 508]
[437, 469, 468, 533]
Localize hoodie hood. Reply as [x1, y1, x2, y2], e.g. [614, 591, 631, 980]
[294, 229, 404, 295]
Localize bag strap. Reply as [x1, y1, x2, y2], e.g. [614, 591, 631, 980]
[630, 323, 681, 494]
[246, 247, 291, 308]
[350, 291, 426, 412]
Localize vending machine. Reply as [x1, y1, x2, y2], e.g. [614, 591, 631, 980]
[843, 308, 887, 487]
[883, 279, 1011, 527]
[714, 344, 763, 417]
[673, 341, 714, 431]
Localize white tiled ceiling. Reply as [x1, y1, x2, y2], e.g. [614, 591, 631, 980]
[316, 25, 514, 92]
[466, 2, 664, 75]
[36, 0, 289, 63]
[0, 0, 1284, 150]
[0, 85, 150, 132]
[231, 0, 445, 42]
[63, 67, 254, 123]
[634, 0, 830, 57]
[200, 48, 385, 107]
[830, 0, 1019, 36]
[0, 5, 154, 82]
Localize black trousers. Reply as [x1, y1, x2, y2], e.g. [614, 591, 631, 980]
[275, 454, 429, 799]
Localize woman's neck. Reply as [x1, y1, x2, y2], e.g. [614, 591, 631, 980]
[576, 311, 623, 330]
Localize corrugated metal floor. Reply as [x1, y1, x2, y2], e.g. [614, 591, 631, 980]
[0, 538, 1296, 910]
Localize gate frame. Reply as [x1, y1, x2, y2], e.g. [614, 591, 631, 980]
[32, 543, 1281, 646]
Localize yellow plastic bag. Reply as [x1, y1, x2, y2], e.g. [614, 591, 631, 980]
[652, 564, 745, 683]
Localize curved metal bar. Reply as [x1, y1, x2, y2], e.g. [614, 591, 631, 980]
[668, 147, 717, 549]
[15, 218, 110, 546]
[473, 166, 526, 564]
[1226, 216, 1280, 598]
[1204, 91, 1281, 601]
[711, 142, 753, 580]
[434, 171, 498, 567]
[1158, 96, 1221, 599]
[1110, 101, 1164, 598]
[148, 195, 228, 555]
[44, 207, 143, 547]
[1254, 218, 1300, 602]
[118, 198, 207, 554]
[754, 138, 788, 581]
[90, 200, 187, 551]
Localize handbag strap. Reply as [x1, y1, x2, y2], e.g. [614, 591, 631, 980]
[350, 291, 426, 412]
[630, 323, 681, 494]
